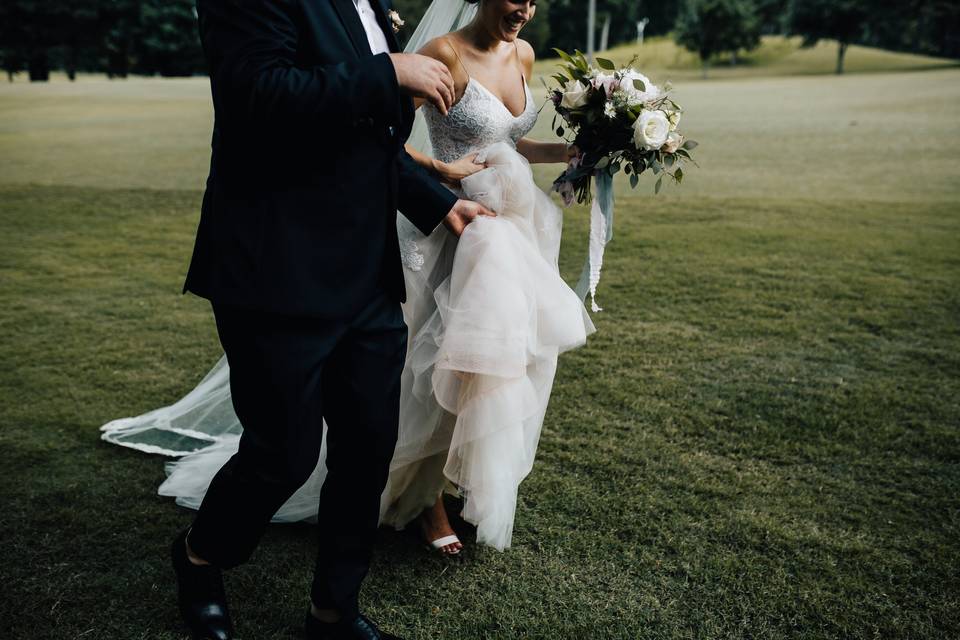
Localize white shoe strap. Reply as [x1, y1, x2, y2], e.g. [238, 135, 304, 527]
[430, 535, 461, 549]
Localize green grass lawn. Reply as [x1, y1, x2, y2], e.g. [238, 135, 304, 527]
[1, 57, 958, 639]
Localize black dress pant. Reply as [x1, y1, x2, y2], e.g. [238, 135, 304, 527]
[187, 289, 407, 618]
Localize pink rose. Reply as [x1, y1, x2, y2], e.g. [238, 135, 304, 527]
[662, 131, 684, 154]
[590, 73, 619, 96]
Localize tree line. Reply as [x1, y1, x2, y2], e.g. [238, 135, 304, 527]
[1, 0, 957, 81]
[675, 0, 960, 76]
[0, 0, 205, 81]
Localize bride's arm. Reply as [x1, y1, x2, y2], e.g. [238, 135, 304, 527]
[514, 39, 576, 165]
[516, 138, 577, 164]
[404, 143, 485, 187]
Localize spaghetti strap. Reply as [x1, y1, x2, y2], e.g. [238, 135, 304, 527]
[443, 36, 471, 78]
[513, 40, 527, 87]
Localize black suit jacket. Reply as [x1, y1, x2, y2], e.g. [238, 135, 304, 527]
[184, 0, 457, 318]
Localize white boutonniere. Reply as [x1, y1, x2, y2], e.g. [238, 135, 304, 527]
[388, 9, 404, 33]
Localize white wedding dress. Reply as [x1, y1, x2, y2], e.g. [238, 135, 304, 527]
[102, 74, 594, 551]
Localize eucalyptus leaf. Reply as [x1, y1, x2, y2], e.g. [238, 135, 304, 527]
[681, 140, 699, 151]
[573, 50, 589, 72]
[596, 57, 616, 71]
[630, 173, 639, 188]
[655, 176, 663, 194]
[633, 79, 646, 92]
[675, 167, 684, 184]
[665, 154, 675, 168]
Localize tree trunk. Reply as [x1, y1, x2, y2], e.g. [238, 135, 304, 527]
[107, 51, 129, 79]
[701, 56, 710, 79]
[66, 44, 78, 81]
[730, 50, 738, 66]
[28, 52, 49, 82]
[599, 14, 611, 52]
[836, 41, 848, 75]
[587, 0, 596, 62]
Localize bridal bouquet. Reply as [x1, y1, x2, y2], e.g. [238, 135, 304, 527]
[548, 49, 697, 204]
[546, 49, 697, 311]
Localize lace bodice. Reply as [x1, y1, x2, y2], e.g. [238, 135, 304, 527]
[423, 78, 538, 164]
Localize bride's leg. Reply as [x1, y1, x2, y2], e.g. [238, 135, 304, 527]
[418, 494, 463, 555]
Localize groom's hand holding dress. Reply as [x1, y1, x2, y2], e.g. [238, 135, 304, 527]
[174, 1, 490, 640]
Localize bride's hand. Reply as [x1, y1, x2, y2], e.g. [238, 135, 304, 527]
[436, 153, 486, 187]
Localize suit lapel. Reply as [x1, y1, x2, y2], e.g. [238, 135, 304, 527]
[330, 0, 373, 57]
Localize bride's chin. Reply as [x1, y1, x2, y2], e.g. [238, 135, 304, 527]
[499, 19, 525, 40]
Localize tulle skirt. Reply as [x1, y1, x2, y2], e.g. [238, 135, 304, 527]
[101, 142, 594, 550]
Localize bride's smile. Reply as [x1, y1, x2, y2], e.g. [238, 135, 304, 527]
[472, 0, 537, 42]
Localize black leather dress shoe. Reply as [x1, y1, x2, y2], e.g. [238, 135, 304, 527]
[171, 529, 235, 640]
[304, 610, 403, 640]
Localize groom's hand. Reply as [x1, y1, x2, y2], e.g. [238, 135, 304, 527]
[443, 200, 496, 237]
[389, 53, 455, 115]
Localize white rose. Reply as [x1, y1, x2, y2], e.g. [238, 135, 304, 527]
[633, 109, 670, 150]
[662, 131, 684, 153]
[621, 70, 659, 105]
[560, 80, 590, 109]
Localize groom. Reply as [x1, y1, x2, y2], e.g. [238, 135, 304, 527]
[173, 1, 493, 639]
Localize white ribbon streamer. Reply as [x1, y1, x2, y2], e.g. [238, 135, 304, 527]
[574, 171, 615, 312]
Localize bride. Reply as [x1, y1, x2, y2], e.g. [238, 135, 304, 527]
[102, 0, 594, 557]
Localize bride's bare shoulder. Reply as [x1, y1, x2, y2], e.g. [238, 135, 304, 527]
[418, 35, 470, 90]
[418, 36, 461, 69]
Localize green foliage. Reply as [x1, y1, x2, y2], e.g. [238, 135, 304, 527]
[674, 0, 762, 74]
[789, 0, 960, 72]
[897, 0, 960, 59]
[788, 0, 874, 73]
[789, 0, 872, 48]
[0, 0, 98, 81]
[135, 1, 204, 77]
[753, 0, 792, 33]
[0, 0, 203, 80]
